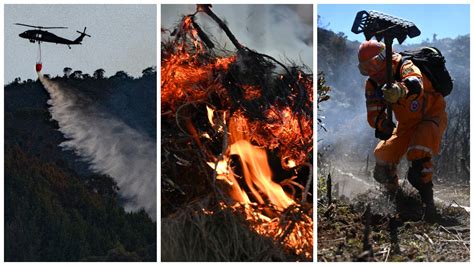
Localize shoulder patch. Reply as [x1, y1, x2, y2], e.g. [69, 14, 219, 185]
[401, 66, 415, 78]
[409, 99, 419, 112]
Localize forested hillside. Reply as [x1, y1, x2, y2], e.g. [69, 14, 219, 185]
[4, 68, 157, 261]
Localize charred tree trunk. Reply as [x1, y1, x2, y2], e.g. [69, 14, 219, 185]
[363, 204, 372, 256]
[327, 173, 332, 205]
[389, 215, 400, 254]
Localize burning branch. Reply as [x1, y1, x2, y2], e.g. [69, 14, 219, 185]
[197, 4, 243, 50]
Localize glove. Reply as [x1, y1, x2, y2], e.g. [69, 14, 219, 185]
[375, 118, 395, 140]
[382, 82, 406, 103]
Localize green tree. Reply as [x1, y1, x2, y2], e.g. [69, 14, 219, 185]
[112, 71, 131, 79]
[63, 67, 72, 78]
[93, 68, 106, 79]
[71, 70, 83, 79]
[141, 66, 156, 77]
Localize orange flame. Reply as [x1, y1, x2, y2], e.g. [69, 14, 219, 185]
[229, 140, 294, 209]
[206, 105, 215, 127]
[205, 111, 295, 210]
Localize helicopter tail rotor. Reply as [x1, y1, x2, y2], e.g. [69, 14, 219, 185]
[76, 27, 91, 37]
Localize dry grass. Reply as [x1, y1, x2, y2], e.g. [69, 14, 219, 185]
[161, 198, 309, 262]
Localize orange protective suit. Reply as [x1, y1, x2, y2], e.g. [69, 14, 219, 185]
[365, 53, 448, 186]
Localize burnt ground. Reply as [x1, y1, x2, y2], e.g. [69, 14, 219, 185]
[317, 186, 470, 262]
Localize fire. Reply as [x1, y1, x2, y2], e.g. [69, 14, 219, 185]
[161, 52, 235, 111]
[207, 159, 234, 186]
[241, 85, 262, 100]
[162, 6, 313, 259]
[206, 159, 228, 176]
[284, 157, 297, 169]
[224, 114, 294, 210]
[161, 15, 236, 112]
[205, 107, 295, 208]
[229, 139, 294, 209]
[261, 106, 312, 167]
[215, 56, 236, 70]
[206, 105, 215, 127]
[204, 111, 312, 258]
[215, 201, 313, 259]
[201, 132, 211, 139]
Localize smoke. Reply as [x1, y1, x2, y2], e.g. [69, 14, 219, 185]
[161, 4, 313, 69]
[39, 75, 157, 220]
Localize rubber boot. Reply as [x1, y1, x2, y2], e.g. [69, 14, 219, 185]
[418, 182, 439, 222]
[408, 159, 438, 222]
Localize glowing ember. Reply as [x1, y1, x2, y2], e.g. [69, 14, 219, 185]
[206, 105, 215, 127]
[207, 160, 229, 176]
[242, 85, 262, 100]
[203, 202, 313, 259]
[201, 132, 211, 139]
[284, 157, 297, 169]
[161, 16, 236, 112]
[215, 56, 236, 70]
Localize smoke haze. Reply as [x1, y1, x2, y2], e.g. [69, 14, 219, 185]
[162, 4, 313, 69]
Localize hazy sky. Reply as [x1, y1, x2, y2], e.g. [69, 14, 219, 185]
[162, 4, 313, 70]
[5, 4, 156, 83]
[318, 4, 469, 44]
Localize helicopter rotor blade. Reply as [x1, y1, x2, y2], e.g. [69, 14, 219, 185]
[15, 23, 67, 29]
[40, 26, 68, 29]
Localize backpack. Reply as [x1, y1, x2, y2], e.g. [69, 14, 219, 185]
[395, 47, 453, 97]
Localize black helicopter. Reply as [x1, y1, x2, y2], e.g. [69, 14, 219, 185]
[16, 23, 90, 49]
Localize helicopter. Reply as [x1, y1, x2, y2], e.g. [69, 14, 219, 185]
[16, 23, 90, 49]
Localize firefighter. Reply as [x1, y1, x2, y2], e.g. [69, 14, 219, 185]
[358, 40, 448, 221]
